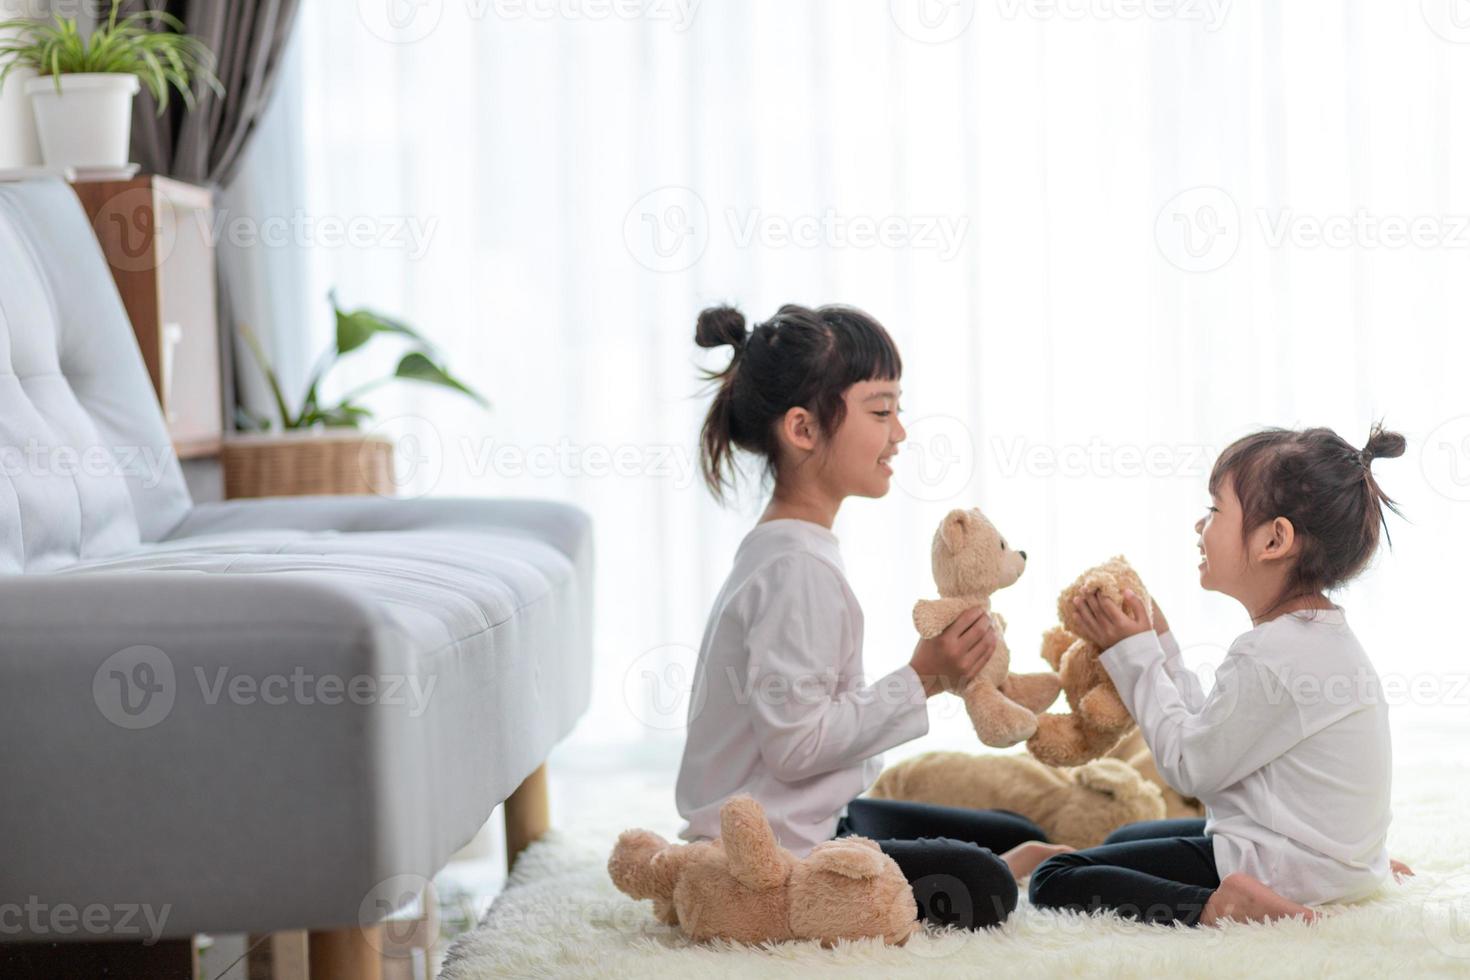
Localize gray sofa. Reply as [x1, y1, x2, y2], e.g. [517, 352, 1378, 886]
[0, 179, 593, 967]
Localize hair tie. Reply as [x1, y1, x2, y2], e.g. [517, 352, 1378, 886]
[730, 328, 751, 359]
[741, 321, 773, 354]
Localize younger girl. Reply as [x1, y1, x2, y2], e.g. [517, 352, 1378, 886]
[1029, 425, 1405, 926]
[674, 303, 1070, 931]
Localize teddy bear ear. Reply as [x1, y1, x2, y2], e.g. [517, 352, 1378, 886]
[1073, 757, 1142, 799]
[938, 509, 971, 553]
[808, 839, 888, 879]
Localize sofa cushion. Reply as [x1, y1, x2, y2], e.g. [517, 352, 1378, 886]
[0, 179, 192, 573]
[58, 525, 567, 655]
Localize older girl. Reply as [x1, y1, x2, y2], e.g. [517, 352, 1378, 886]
[675, 303, 1069, 931]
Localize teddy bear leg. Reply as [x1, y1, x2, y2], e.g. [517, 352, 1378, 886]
[1078, 685, 1134, 734]
[1002, 672, 1063, 714]
[964, 680, 1038, 747]
[1081, 726, 1132, 762]
[1026, 713, 1094, 767]
[653, 897, 679, 927]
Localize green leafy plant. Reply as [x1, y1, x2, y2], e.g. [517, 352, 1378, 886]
[236, 292, 490, 432]
[0, 0, 222, 113]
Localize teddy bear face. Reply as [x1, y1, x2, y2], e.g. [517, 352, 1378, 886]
[1055, 556, 1149, 639]
[1048, 758, 1166, 848]
[931, 507, 1027, 598]
[788, 839, 918, 945]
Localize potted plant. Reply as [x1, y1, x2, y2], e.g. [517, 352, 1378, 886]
[225, 293, 490, 499]
[0, 0, 221, 170]
[0, 2, 43, 169]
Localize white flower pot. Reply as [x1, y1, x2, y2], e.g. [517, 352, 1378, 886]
[25, 72, 140, 169]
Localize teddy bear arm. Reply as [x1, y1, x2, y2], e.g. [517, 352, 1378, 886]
[1039, 627, 1076, 671]
[912, 596, 981, 639]
[1001, 671, 1063, 713]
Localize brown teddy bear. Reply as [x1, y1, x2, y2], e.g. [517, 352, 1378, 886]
[913, 508, 1062, 747]
[1025, 556, 1150, 767]
[1105, 728, 1205, 819]
[868, 751, 1165, 849]
[608, 795, 918, 946]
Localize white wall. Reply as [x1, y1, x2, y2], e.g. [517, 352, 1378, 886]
[280, 2, 1470, 769]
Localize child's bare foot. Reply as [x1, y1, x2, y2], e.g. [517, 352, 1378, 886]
[1000, 840, 1075, 881]
[1390, 858, 1414, 881]
[1200, 872, 1318, 926]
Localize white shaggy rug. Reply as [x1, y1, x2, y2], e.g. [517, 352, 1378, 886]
[442, 720, 1470, 979]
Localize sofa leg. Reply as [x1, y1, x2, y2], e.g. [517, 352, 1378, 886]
[504, 762, 550, 871]
[307, 926, 382, 980]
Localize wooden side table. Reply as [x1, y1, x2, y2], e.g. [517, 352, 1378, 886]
[71, 175, 223, 459]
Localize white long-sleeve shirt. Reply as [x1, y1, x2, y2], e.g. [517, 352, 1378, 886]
[1101, 608, 1392, 905]
[675, 519, 930, 856]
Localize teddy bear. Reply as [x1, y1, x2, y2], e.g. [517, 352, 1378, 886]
[608, 795, 918, 946]
[1105, 728, 1205, 819]
[913, 508, 1062, 747]
[868, 751, 1165, 849]
[1023, 556, 1154, 766]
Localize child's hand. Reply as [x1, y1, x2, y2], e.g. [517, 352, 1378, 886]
[1071, 588, 1152, 651]
[910, 606, 996, 697]
[1150, 597, 1170, 636]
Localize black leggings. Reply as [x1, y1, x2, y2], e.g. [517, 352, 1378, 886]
[834, 797, 1051, 930]
[1029, 818, 1216, 926]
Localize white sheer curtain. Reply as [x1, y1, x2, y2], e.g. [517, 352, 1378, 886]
[249, 0, 1469, 759]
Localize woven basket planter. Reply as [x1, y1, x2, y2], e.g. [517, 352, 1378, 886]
[221, 430, 395, 499]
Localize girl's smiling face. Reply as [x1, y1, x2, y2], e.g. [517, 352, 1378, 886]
[779, 379, 906, 501]
[1195, 473, 1301, 608]
[1195, 481, 1245, 592]
[825, 380, 906, 498]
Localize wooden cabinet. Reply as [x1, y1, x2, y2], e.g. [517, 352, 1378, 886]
[71, 175, 223, 459]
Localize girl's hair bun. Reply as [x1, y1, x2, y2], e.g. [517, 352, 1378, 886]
[694, 302, 901, 504]
[695, 305, 748, 350]
[1361, 423, 1407, 465]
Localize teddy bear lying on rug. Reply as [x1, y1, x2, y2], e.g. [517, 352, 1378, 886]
[869, 751, 1165, 848]
[1026, 556, 1151, 767]
[1106, 728, 1205, 819]
[913, 508, 1062, 747]
[608, 795, 918, 946]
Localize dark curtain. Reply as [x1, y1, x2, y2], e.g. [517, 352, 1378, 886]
[116, 0, 303, 457]
[126, 0, 301, 188]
